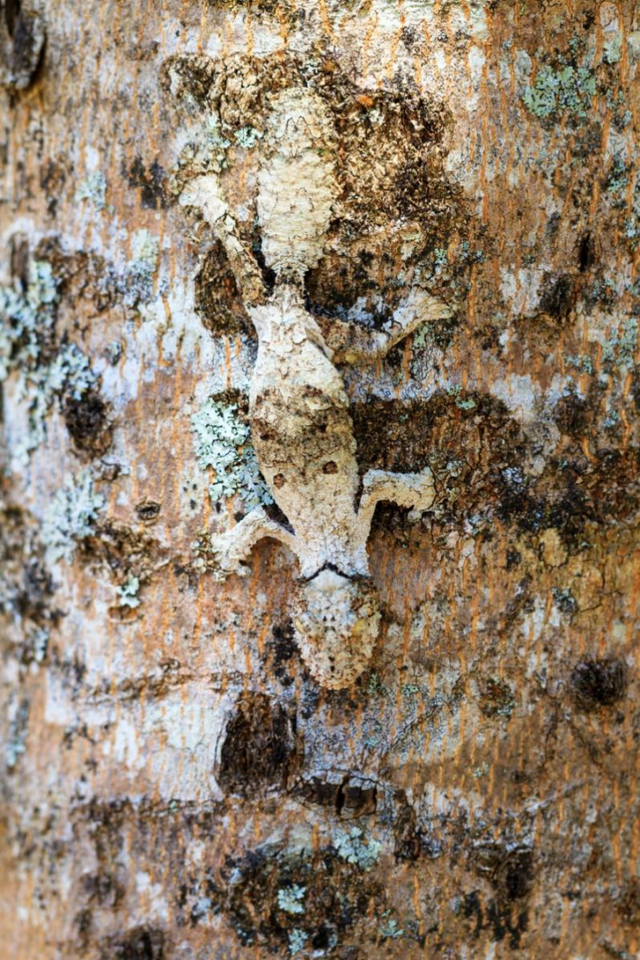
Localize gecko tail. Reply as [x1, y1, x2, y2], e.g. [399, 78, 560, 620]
[293, 569, 380, 689]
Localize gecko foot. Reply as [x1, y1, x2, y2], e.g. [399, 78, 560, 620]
[358, 467, 436, 534]
[211, 507, 296, 578]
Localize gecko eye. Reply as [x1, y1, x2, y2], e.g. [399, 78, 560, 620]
[292, 570, 380, 690]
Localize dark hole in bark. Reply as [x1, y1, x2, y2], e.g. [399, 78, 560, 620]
[5, 0, 20, 38]
[553, 393, 590, 438]
[135, 500, 161, 522]
[501, 850, 535, 901]
[539, 275, 575, 321]
[9, 233, 29, 290]
[578, 233, 597, 272]
[63, 390, 112, 456]
[217, 693, 298, 797]
[570, 656, 628, 710]
[127, 157, 167, 210]
[107, 927, 164, 960]
[311, 924, 337, 951]
[194, 241, 253, 336]
[251, 236, 276, 295]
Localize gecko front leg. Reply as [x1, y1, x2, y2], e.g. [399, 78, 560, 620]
[357, 468, 436, 544]
[180, 173, 266, 307]
[321, 288, 452, 365]
[212, 506, 298, 577]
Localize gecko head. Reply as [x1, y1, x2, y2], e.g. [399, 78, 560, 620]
[293, 569, 380, 690]
[257, 87, 337, 280]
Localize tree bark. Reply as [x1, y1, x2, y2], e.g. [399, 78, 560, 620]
[1, 1, 640, 958]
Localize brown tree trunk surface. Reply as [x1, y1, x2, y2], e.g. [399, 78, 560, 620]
[1, 1, 640, 959]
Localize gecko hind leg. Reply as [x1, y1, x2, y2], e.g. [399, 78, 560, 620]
[357, 467, 436, 538]
[212, 506, 297, 577]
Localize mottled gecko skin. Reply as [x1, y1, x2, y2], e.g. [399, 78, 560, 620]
[181, 87, 451, 688]
[249, 289, 365, 580]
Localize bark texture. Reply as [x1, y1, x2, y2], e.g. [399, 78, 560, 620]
[1, 1, 640, 958]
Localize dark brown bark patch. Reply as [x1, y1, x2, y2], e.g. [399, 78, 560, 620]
[63, 390, 112, 458]
[217, 693, 299, 797]
[100, 927, 165, 960]
[570, 657, 628, 711]
[194, 241, 253, 336]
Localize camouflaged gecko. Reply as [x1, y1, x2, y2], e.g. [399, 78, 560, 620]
[181, 88, 451, 689]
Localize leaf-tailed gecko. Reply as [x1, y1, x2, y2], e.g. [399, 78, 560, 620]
[181, 88, 450, 689]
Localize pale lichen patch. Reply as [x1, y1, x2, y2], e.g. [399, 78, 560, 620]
[75, 172, 108, 211]
[277, 884, 306, 915]
[190, 398, 272, 510]
[0, 257, 103, 464]
[334, 827, 383, 870]
[40, 470, 106, 565]
[117, 574, 141, 609]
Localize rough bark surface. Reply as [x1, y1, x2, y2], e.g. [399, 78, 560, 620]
[1, 1, 640, 958]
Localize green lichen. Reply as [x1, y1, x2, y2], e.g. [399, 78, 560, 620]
[75, 172, 108, 211]
[623, 177, 640, 251]
[411, 325, 432, 354]
[603, 411, 620, 430]
[605, 156, 630, 197]
[117, 574, 141, 609]
[41, 470, 105, 564]
[123, 230, 160, 308]
[206, 115, 231, 152]
[379, 917, 404, 941]
[362, 717, 384, 749]
[6, 698, 29, 769]
[522, 63, 596, 120]
[447, 385, 476, 410]
[566, 354, 594, 375]
[602, 317, 638, 370]
[191, 399, 272, 510]
[603, 34, 623, 66]
[334, 828, 382, 870]
[277, 885, 306, 915]
[28, 626, 49, 663]
[625, 216, 640, 248]
[366, 672, 387, 697]
[552, 588, 577, 615]
[48, 342, 99, 399]
[0, 261, 100, 463]
[288, 929, 308, 956]
[132, 229, 159, 270]
[459, 241, 485, 264]
[605, 88, 632, 130]
[0, 260, 58, 380]
[234, 126, 263, 149]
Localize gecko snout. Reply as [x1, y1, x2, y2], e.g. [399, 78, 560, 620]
[293, 569, 380, 690]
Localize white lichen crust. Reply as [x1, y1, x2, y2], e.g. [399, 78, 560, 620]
[180, 88, 448, 688]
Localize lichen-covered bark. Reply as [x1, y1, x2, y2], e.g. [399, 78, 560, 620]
[1, 1, 640, 958]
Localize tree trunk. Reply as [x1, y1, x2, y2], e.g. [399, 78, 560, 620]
[2, 1, 640, 958]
